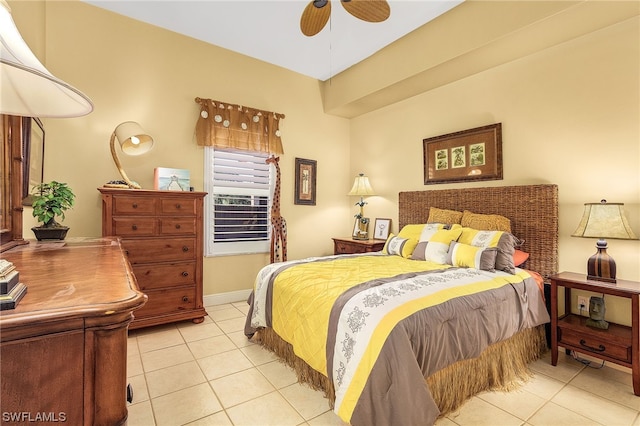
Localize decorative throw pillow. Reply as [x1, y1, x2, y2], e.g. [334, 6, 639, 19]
[411, 227, 463, 264]
[397, 224, 427, 242]
[461, 210, 512, 233]
[513, 249, 530, 267]
[427, 207, 463, 225]
[383, 234, 417, 258]
[447, 241, 498, 271]
[458, 227, 521, 274]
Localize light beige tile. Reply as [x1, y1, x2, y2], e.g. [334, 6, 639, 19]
[141, 343, 194, 372]
[210, 368, 276, 408]
[185, 411, 233, 425]
[215, 316, 247, 334]
[530, 351, 584, 384]
[152, 383, 223, 426]
[208, 306, 245, 322]
[127, 353, 143, 377]
[225, 391, 305, 426]
[128, 335, 140, 356]
[634, 412, 640, 426]
[478, 388, 546, 421]
[520, 371, 565, 400]
[137, 327, 185, 353]
[178, 321, 224, 343]
[433, 416, 458, 426]
[569, 365, 640, 410]
[197, 348, 254, 380]
[528, 401, 601, 426]
[258, 360, 299, 389]
[240, 343, 279, 366]
[227, 330, 255, 348]
[146, 360, 207, 398]
[307, 410, 349, 426]
[207, 303, 235, 311]
[188, 334, 237, 359]
[232, 301, 250, 315]
[552, 385, 638, 425]
[280, 382, 333, 420]
[128, 374, 149, 403]
[127, 400, 155, 426]
[447, 396, 522, 426]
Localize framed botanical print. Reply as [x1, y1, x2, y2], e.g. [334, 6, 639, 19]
[294, 158, 316, 205]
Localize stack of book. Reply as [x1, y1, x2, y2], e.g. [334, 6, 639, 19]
[0, 259, 27, 310]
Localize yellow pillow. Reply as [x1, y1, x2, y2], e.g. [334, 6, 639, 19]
[458, 227, 520, 273]
[383, 234, 418, 258]
[461, 210, 511, 233]
[397, 224, 426, 242]
[411, 227, 463, 264]
[427, 207, 463, 225]
[447, 241, 498, 271]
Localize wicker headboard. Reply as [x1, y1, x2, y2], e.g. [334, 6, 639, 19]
[399, 184, 558, 279]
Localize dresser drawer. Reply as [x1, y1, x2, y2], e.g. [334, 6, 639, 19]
[113, 218, 157, 236]
[159, 218, 197, 235]
[132, 262, 196, 291]
[559, 328, 632, 363]
[160, 198, 197, 215]
[122, 238, 196, 264]
[134, 287, 196, 319]
[113, 196, 155, 215]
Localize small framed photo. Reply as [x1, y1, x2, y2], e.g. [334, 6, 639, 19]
[294, 158, 317, 205]
[373, 218, 391, 240]
[352, 217, 370, 240]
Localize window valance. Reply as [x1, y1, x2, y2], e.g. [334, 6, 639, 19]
[195, 97, 285, 155]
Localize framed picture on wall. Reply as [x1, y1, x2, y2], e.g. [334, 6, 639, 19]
[294, 158, 316, 205]
[373, 218, 391, 240]
[22, 117, 44, 206]
[423, 123, 502, 184]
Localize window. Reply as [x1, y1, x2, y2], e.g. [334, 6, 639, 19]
[204, 147, 272, 256]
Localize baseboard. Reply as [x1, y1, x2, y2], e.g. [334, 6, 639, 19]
[203, 289, 252, 307]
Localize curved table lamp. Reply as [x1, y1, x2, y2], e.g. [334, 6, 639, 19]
[107, 121, 154, 189]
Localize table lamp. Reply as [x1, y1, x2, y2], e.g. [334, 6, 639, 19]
[105, 121, 154, 189]
[572, 200, 638, 283]
[348, 173, 375, 240]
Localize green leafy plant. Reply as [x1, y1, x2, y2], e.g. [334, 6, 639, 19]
[31, 181, 75, 228]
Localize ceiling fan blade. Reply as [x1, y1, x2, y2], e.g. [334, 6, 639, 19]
[300, 0, 332, 37]
[341, 0, 390, 23]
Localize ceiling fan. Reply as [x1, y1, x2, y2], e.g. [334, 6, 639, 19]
[300, 0, 391, 37]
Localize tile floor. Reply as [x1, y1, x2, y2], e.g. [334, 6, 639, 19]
[127, 301, 640, 426]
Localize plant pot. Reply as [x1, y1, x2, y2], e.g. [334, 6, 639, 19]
[31, 226, 69, 241]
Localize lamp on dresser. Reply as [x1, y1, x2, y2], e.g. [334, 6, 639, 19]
[348, 173, 375, 240]
[105, 121, 154, 189]
[572, 199, 638, 283]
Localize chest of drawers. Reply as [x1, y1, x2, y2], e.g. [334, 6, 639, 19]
[99, 188, 207, 329]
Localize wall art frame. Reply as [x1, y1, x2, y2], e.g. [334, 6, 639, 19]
[423, 123, 502, 185]
[294, 157, 316, 205]
[373, 218, 391, 240]
[22, 117, 44, 206]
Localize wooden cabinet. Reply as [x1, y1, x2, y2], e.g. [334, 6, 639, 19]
[332, 237, 385, 255]
[0, 238, 146, 425]
[550, 271, 640, 396]
[99, 188, 207, 329]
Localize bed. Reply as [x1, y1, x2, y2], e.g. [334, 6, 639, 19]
[244, 184, 558, 425]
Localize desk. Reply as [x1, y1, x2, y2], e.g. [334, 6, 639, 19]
[0, 238, 147, 425]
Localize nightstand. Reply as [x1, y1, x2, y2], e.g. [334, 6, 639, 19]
[549, 271, 640, 396]
[332, 237, 385, 255]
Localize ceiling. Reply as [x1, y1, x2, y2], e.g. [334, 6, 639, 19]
[83, 0, 463, 81]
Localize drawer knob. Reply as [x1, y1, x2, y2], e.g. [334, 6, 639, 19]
[182, 296, 189, 302]
[182, 246, 189, 252]
[175, 224, 181, 229]
[132, 224, 138, 230]
[182, 271, 189, 277]
[132, 203, 138, 208]
[127, 384, 134, 403]
[579, 339, 606, 352]
[175, 203, 181, 209]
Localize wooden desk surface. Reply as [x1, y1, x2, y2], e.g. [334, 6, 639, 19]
[0, 237, 147, 332]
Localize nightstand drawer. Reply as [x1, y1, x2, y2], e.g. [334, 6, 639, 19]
[113, 218, 157, 236]
[559, 328, 632, 363]
[113, 196, 155, 215]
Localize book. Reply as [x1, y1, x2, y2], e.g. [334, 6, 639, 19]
[0, 282, 27, 310]
[0, 270, 19, 295]
[154, 167, 190, 191]
[0, 259, 15, 276]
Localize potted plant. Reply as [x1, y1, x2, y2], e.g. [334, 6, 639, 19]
[30, 181, 75, 241]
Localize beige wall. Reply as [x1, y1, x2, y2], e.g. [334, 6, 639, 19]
[11, 2, 639, 321]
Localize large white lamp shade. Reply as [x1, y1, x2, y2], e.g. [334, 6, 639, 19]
[0, 0, 93, 117]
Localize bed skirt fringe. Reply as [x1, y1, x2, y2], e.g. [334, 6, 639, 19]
[255, 324, 547, 418]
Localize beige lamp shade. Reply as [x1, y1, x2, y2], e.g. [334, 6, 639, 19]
[572, 201, 638, 240]
[0, 0, 93, 117]
[107, 122, 154, 189]
[348, 173, 375, 196]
